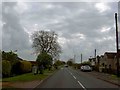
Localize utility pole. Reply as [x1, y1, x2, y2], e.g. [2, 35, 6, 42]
[81, 53, 82, 64]
[95, 49, 96, 58]
[94, 49, 97, 64]
[74, 55, 76, 63]
[115, 13, 119, 77]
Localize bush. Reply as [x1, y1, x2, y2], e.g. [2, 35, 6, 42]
[82, 61, 91, 66]
[2, 60, 12, 77]
[36, 52, 52, 69]
[67, 60, 73, 66]
[73, 63, 81, 69]
[11, 61, 21, 75]
[20, 60, 32, 73]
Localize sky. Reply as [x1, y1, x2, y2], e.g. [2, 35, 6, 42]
[1, 0, 120, 63]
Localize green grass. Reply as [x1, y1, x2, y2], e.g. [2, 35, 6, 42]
[1, 86, 15, 90]
[111, 74, 120, 79]
[2, 69, 56, 82]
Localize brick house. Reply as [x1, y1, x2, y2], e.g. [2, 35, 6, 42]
[99, 55, 105, 67]
[99, 52, 120, 74]
[104, 52, 116, 70]
[29, 61, 37, 67]
[113, 50, 120, 71]
[89, 58, 96, 66]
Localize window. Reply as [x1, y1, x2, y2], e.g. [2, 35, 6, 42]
[102, 63, 104, 66]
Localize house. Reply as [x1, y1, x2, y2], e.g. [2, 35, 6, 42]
[104, 52, 116, 70]
[89, 58, 96, 66]
[17, 57, 23, 61]
[29, 61, 37, 66]
[113, 50, 120, 71]
[98, 52, 120, 74]
[99, 55, 105, 67]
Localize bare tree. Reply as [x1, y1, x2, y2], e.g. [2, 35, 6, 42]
[31, 30, 61, 59]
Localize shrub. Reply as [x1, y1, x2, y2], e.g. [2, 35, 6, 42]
[82, 61, 91, 66]
[73, 63, 81, 69]
[36, 52, 52, 69]
[20, 60, 32, 73]
[2, 60, 12, 77]
[11, 61, 21, 75]
[67, 60, 73, 66]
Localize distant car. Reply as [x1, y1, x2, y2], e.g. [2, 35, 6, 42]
[80, 65, 92, 72]
[64, 65, 68, 67]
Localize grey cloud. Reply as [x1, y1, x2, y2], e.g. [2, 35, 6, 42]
[2, 2, 34, 60]
[44, 3, 116, 38]
[2, 2, 118, 62]
[118, 2, 120, 48]
[26, 3, 117, 61]
[0, 3, 2, 49]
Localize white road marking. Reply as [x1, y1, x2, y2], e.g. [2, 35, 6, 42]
[73, 76, 76, 79]
[67, 70, 76, 79]
[77, 81, 86, 90]
[66, 69, 86, 90]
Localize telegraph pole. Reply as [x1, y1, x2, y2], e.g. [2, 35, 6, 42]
[94, 49, 97, 64]
[81, 53, 82, 63]
[74, 55, 76, 63]
[95, 49, 96, 58]
[115, 13, 119, 77]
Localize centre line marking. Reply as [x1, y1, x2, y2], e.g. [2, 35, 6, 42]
[73, 76, 76, 79]
[77, 81, 86, 90]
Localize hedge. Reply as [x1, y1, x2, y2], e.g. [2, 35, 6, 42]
[20, 60, 32, 73]
[11, 61, 21, 75]
[2, 60, 12, 77]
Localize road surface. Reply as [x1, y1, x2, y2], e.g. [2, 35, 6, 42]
[35, 67, 119, 89]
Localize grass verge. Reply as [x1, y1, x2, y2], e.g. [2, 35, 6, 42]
[110, 74, 120, 79]
[2, 69, 56, 82]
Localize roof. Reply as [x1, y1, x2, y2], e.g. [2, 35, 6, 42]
[118, 49, 120, 57]
[100, 55, 104, 58]
[104, 52, 116, 59]
[17, 57, 23, 61]
[29, 61, 37, 65]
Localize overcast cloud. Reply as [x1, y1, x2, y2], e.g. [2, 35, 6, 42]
[1, 1, 120, 62]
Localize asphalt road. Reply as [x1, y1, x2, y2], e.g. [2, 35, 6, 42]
[35, 67, 119, 89]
